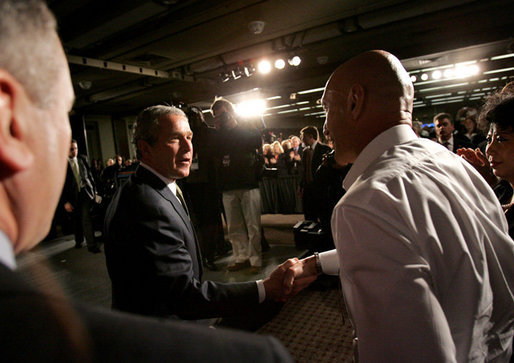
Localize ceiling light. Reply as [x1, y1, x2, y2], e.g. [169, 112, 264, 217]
[432, 70, 442, 80]
[257, 60, 272, 74]
[410, 75, 417, 83]
[219, 72, 230, 82]
[420, 73, 429, 81]
[78, 80, 92, 90]
[231, 68, 243, 80]
[244, 65, 255, 77]
[288, 56, 301, 67]
[443, 69, 454, 78]
[236, 99, 266, 117]
[248, 20, 265, 35]
[274, 59, 286, 70]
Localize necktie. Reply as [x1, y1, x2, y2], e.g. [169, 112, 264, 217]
[175, 185, 189, 217]
[71, 159, 81, 190]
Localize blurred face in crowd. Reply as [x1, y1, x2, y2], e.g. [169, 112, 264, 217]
[435, 117, 454, 141]
[212, 104, 231, 131]
[464, 118, 476, 134]
[291, 136, 301, 148]
[486, 124, 514, 183]
[69, 142, 78, 158]
[140, 114, 193, 181]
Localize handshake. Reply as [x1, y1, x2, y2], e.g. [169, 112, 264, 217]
[262, 256, 321, 302]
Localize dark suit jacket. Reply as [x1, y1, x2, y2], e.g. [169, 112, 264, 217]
[104, 166, 259, 319]
[450, 133, 473, 152]
[303, 142, 332, 186]
[0, 263, 292, 362]
[62, 155, 96, 205]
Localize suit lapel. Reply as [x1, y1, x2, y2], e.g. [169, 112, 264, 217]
[135, 166, 203, 277]
[136, 167, 192, 234]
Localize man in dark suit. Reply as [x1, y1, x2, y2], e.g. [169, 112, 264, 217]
[0, 1, 292, 361]
[104, 105, 296, 320]
[62, 139, 100, 253]
[433, 112, 472, 152]
[299, 125, 332, 221]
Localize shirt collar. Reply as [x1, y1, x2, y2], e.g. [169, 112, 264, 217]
[343, 124, 418, 190]
[0, 230, 16, 270]
[140, 162, 177, 196]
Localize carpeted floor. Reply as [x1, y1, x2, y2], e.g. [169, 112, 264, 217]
[258, 280, 354, 362]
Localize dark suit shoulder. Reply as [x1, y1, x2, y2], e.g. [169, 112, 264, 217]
[0, 264, 292, 362]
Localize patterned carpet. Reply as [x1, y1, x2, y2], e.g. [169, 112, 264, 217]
[258, 283, 355, 362]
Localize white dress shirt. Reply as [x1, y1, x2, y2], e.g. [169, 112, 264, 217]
[327, 124, 514, 362]
[0, 231, 16, 270]
[139, 163, 266, 302]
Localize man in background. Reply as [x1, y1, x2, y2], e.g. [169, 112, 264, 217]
[211, 98, 264, 273]
[434, 112, 472, 152]
[0, 1, 292, 361]
[62, 139, 99, 253]
[299, 125, 331, 221]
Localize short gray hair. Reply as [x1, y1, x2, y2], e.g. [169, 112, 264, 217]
[0, 0, 62, 108]
[133, 105, 187, 159]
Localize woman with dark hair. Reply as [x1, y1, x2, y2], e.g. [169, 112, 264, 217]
[458, 92, 514, 238]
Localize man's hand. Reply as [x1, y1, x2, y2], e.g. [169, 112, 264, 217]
[283, 255, 319, 296]
[64, 202, 74, 213]
[263, 258, 300, 302]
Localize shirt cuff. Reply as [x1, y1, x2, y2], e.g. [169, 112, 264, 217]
[256, 280, 265, 303]
[319, 249, 339, 275]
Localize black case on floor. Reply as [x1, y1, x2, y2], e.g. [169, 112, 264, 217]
[293, 220, 331, 251]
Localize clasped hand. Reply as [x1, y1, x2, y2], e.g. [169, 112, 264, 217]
[262, 256, 320, 302]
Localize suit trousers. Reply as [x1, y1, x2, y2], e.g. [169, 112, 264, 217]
[73, 191, 95, 248]
[222, 188, 262, 266]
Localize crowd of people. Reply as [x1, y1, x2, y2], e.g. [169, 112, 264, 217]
[0, 1, 512, 362]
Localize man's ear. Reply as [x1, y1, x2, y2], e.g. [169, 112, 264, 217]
[137, 139, 151, 160]
[0, 70, 34, 175]
[346, 84, 365, 119]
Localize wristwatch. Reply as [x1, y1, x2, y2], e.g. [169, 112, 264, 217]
[313, 252, 323, 275]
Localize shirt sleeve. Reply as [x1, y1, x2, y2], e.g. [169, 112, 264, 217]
[256, 280, 265, 303]
[319, 249, 339, 275]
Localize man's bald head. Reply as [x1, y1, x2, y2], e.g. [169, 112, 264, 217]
[322, 50, 414, 165]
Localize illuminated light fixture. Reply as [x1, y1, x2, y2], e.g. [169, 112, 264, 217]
[288, 56, 301, 67]
[469, 65, 479, 76]
[420, 73, 429, 81]
[297, 87, 324, 95]
[443, 69, 454, 78]
[432, 70, 442, 80]
[219, 72, 230, 82]
[257, 60, 272, 74]
[410, 75, 417, 82]
[278, 109, 298, 114]
[236, 99, 266, 117]
[274, 59, 286, 69]
[490, 53, 514, 61]
[231, 68, 243, 80]
[244, 65, 255, 77]
[484, 67, 514, 75]
[266, 95, 281, 100]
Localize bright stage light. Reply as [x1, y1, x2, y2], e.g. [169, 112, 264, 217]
[432, 70, 442, 80]
[236, 99, 266, 117]
[443, 69, 454, 78]
[410, 75, 417, 83]
[274, 59, 286, 69]
[420, 73, 429, 81]
[257, 60, 272, 74]
[288, 56, 301, 67]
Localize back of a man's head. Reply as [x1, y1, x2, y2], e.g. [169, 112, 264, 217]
[0, 0, 61, 108]
[323, 50, 414, 164]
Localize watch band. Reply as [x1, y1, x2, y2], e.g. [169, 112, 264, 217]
[313, 252, 323, 274]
